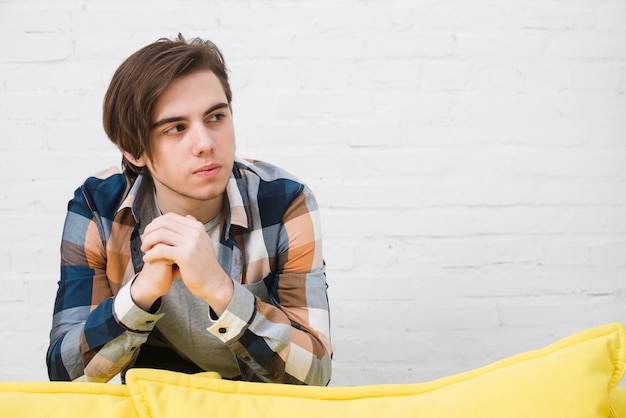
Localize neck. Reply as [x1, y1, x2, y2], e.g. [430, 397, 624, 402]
[154, 188, 223, 224]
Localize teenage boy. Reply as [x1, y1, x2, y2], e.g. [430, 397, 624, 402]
[47, 35, 332, 386]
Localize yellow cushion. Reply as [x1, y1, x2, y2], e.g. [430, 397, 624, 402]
[611, 387, 626, 416]
[125, 322, 626, 418]
[1, 323, 624, 417]
[0, 380, 133, 417]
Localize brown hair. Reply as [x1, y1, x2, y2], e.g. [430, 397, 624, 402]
[102, 34, 232, 176]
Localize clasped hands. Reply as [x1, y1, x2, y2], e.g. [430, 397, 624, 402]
[130, 212, 233, 316]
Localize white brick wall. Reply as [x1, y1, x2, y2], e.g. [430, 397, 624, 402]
[0, 0, 624, 386]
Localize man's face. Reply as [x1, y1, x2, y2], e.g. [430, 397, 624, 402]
[137, 70, 236, 218]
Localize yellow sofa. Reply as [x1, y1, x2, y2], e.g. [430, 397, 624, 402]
[2, 322, 626, 417]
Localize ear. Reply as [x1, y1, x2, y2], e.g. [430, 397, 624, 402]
[122, 151, 147, 167]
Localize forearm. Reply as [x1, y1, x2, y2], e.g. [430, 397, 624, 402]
[209, 281, 332, 385]
[232, 310, 332, 386]
[48, 282, 162, 382]
[47, 326, 84, 381]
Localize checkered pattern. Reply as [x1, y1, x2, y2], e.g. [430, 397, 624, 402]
[47, 158, 332, 385]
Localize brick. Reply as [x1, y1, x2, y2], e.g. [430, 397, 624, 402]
[322, 243, 356, 271]
[0, 151, 120, 181]
[596, 6, 626, 31]
[0, 32, 72, 63]
[614, 67, 626, 91]
[0, 280, 28, 302]
[3, 62, 108, 93]
[504, 120, 592, 146]
[507, 4, 595, 31]
[455, 33, 546, 61]
[11, 245, 58, 274]
[521, 65, 572, 92]
[289, 35, 366, 60]
[592, 124, 626, 147]
[28, 279, 60, 304]
[230, 60, 309, 94]
[555, 92, 626, 122]
[411, 5, 508, 30]
[497, 297, 593, 327]
[589, 267, 626, 295]
[216, 4, 317, 34]
[322, 212, 377, 239]
[449, 93, 559, 128]
[0, 304, 52, 333]
[383, 92, 451, 122]
[228, 92, 281, 122]
[468, 66, 523, 93]
[572, 66, 613, 90]
[362, 33, 455, 59]
[278, 92, 374, 119]
[587, 241, 626, 266]
[539, 239, 590, 266]
[0, 121, 46, 150]
[0, 91, 101, 122]
[310, 4, 414, 33]
[346, 122, 406, 148]
[343, 59, 421, 90]
[70, 9, 218, 33]
[419, 63, 469, 91]
[0, 8, 71, 32]
[590, 295, 626, 324]
[0, 213, 65, 244]
[236, 121, 345, 148]
[0, 179, 89, 212]
[548, 34, 626, 59]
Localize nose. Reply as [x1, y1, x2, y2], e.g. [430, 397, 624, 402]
[190, 125, 215, 156]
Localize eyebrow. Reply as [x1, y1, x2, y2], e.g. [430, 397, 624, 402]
[151, 102, 230, 129]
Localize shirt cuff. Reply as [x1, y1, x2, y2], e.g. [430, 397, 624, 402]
[113, 278, 164, 333]
[207, 281, 255, 343]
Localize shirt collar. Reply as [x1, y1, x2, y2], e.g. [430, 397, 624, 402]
[116, 165, 251, 231]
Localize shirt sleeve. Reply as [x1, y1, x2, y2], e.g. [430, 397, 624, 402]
[210, 185, 332, 385]
[47, 188, 162, 382]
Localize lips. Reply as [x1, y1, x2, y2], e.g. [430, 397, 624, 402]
[193, 163, 221, 177]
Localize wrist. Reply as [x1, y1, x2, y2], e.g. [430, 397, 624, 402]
[203, 277, 234, 317]
[130, 273, 162, 312]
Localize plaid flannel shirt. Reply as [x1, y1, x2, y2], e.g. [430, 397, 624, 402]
[47, 158, 332, 385]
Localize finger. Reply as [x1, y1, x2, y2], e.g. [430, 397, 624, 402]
[143, 212, 202, 237]
[172, 264, 181, 279]
[141, 213, 203, 252]
[141, 226, 184, 252]
[142, 242, 178, 264]
[142, 213, 184, 235]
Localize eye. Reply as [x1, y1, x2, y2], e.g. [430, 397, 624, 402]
[164, 124, 186, 135]
[207, 113, 225, 123]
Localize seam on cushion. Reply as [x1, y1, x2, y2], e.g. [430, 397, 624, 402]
[126, 323, 626, 402]
[127, 369, 224, 418]
[128, 380, 154, 418]
[609, 323, 626, 390]
[128, 369, 415, 401]
[0, 382, 129, 397]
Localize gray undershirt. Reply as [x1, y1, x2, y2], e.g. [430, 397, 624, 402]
[137, 185, 240, 378]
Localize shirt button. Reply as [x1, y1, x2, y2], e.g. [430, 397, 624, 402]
[218, 327, 227, 334]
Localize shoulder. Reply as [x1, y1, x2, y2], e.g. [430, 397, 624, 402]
[234, 158, 301, 182]
[233, 158, 305, 199]
[68, 166, 131, 220]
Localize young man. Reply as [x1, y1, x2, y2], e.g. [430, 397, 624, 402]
[47, 35, 332, 386]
